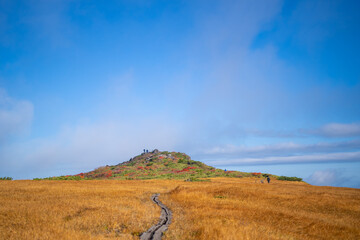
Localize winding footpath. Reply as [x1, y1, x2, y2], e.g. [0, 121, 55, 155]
[140, 194, 172, 240]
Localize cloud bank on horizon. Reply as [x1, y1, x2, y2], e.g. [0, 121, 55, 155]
[0, 0, 359, 187]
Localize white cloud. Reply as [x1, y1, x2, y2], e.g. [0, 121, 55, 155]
[306, 169, 337, 186]
[0, 117, 181, 179]
[317, 123, 360, 137]
[0, 89, 33, 143]
[197, 140, 360, 159]
[306, 168, 360, 188]
[201, 142, 301, 155]
[206, 151, 360, 166]
[305, 168, 359, 188]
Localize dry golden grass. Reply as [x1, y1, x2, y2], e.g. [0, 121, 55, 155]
[162, 178, 360, 240]
[0, 180, 174, 239]
[1, 178, 359, 239]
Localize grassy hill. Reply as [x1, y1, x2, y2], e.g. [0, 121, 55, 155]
[36, 150, 304, 181]
[39, 150, 262, 180]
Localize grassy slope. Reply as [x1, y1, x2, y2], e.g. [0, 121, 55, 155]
[44, 151, 257, 180]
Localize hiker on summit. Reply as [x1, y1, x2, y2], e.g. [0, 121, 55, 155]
[267, 176, 270, 183]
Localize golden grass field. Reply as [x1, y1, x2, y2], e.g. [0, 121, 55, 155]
[0, 178, 359, 240]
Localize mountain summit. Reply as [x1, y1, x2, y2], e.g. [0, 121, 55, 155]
[72, 150, 251, 180]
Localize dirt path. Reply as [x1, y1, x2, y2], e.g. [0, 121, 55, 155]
[140, 194, 172, 240]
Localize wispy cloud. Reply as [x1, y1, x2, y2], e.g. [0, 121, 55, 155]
[206, 151, 360, 166]
[0, 88, 33, 143]
[305, 169, 358, 188]
[307, 123, 360, 138]
[204, 122, 360, 141]
[306, 169, 338, 186]
[197, 139, 360, 158]
[0, 117, 180, 179]
[195, 136, 360, 166]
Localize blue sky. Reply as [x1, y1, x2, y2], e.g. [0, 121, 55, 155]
[1, 0, 359, 188]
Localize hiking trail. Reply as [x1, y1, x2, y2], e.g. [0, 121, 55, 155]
[140, 194, 172, 240]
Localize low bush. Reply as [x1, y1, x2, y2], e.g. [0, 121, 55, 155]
[214, 195, 226, 199]
[0, 177, 12, 180]
[277, 176, 302, 182]
[177, 158, 186, 164]
[185, 177, 210, 182]
[33, 176, 85, 180]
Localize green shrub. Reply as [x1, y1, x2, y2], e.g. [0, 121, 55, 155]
[277, 176, 302, 181]
[179, 158, 188, 164]
[214, 195, 226, 199]
[33, 176, 86, 180]
[191, 160, 204, 167]
[166, 162, 175, 167]
[127, 161, 136, 166]
[0, 177, 13, 180]
[187, 177, 210, 182]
